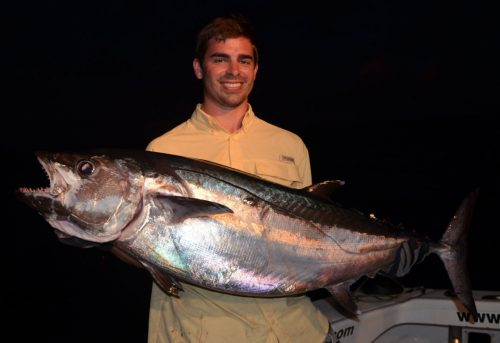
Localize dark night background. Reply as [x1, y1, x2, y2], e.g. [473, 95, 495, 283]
[3, 1, 499, 342]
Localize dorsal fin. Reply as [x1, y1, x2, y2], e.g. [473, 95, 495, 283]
[305, 180, 345, 202]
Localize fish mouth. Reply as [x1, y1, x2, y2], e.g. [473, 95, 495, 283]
[17, 151, 131, 244]
[16, 153, 68, 213]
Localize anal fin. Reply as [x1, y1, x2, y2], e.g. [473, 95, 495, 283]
[325, 283, 360, 321]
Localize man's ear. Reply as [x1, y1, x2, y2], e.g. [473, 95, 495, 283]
[193, 58, 203, 79]
[253, 63, 259, 81]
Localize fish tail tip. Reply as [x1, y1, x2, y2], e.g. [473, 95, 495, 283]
[437, 190, 480, 319]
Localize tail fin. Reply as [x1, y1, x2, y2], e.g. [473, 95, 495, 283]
[438, 189, 479, 319]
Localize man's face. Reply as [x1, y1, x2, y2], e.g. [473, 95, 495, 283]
[193, 37, 258, 110]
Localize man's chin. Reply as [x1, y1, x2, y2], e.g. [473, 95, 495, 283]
[219, 96, 247, 108]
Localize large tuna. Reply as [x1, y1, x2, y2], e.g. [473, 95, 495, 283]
[16, 149, 478, 319]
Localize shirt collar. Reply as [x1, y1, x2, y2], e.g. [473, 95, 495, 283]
[191, 103, 256, 134]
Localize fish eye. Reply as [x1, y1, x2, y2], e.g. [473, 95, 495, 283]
[76, 160, 95, 177]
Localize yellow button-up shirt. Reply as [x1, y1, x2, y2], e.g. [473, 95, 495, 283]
[146, 104, 328, 343]
[147, 104, 312, 188]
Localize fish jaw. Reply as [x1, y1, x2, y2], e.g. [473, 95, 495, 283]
[17, 151, 145, 243]
[17, 155, 72, 218]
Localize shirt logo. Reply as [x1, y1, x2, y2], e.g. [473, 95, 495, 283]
[280, 155, 295, 164]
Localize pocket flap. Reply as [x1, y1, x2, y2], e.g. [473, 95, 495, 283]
[254, 160, 300, 185]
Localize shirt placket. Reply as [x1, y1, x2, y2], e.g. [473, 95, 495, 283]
[228, 133, 244, 170]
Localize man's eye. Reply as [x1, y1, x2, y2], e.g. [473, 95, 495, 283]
[240, 59, 252, 65]
[213, 58, 225, 63]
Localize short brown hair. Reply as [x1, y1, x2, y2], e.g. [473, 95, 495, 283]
[195, 16, 259, 65]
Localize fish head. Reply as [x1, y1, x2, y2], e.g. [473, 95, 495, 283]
[17, 151, 144, 244]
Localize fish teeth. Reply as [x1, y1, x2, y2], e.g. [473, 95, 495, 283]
[19, 186, 50, 193]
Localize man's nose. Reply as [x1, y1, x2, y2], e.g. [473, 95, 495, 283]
[226, 61, 240, 76]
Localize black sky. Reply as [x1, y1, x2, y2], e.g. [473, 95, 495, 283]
[3, 1, 499, 342]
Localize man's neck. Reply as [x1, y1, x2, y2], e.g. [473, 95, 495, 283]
[201, 102, 249, 134]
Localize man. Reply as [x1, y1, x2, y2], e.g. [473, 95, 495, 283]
[146, 16, 330, 343]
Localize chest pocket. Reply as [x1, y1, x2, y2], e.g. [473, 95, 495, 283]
[254, 160, 301, 187]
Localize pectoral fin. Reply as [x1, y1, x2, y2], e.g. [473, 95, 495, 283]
[325, 283, 360, 320]
[155, 195, 233, 223]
